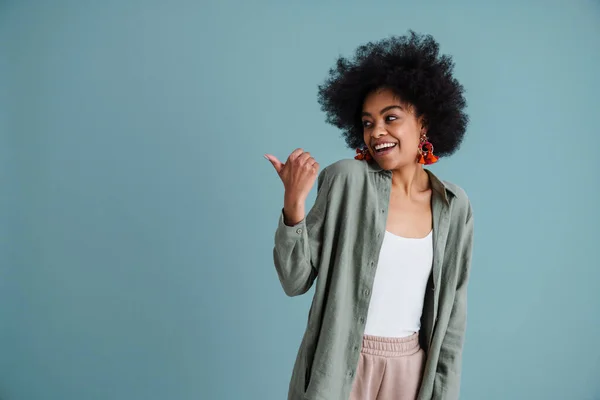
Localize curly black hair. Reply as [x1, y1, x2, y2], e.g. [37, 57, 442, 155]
[317, 31, 468, 157]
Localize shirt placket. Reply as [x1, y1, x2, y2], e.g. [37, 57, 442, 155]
[348, 172, 392, 383]
[430, 196, 450, 347]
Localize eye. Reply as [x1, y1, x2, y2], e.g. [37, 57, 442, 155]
[385, 115, 398, 122]
[362, 120, 372, 128]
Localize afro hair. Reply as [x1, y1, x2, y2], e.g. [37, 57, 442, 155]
[317, 30, 468, 157]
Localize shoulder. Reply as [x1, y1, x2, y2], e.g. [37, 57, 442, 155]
[443, 180, 469, 204]
[322, 158, 368, 177]
[441, 179, 473, 222]
[320, 158, 370, 186]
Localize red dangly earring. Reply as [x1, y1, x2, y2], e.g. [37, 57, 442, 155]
[418, 134, 439, 165]
[355, 146, 372, 161]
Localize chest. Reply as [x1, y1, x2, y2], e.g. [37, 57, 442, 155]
[385, 189, 433, 239]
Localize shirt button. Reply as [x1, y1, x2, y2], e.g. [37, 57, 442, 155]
[296, 228, 303, 234]
[348, 371, 354, 377]
[364, 289, 370, 296]
[381, 209, 385, 213]
[359, 317, 365, 324]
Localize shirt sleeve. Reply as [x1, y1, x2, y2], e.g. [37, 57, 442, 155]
[434, 204, 474, 399]
[272, 167, 331, 297]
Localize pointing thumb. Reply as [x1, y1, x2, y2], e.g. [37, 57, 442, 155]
[264, 154, 284, 174]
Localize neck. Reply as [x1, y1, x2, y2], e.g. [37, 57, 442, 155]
[390, 164, 428, 197]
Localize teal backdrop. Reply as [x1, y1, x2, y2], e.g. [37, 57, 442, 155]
[1, 1, 599, 399]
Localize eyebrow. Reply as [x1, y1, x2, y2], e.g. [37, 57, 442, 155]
[361, 105, 403, 117]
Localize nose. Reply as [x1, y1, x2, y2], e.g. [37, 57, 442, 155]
[371, 122, 387, 139]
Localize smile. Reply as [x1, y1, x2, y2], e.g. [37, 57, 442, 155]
[373, 143, 397, 154]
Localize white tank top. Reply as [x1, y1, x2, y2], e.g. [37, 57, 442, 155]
[363, 230, 434, 338]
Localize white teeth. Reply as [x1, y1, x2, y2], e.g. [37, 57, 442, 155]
[374, 143, 396, 150]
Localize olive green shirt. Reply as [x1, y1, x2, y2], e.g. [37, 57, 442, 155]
[273, 158, 474, 400]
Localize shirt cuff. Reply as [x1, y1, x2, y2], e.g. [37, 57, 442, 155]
[276, 209, 307, 241]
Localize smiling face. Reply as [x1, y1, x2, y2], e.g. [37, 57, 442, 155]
[361, 87, 425, 170]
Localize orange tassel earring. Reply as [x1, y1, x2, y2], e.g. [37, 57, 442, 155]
[355, 146, 372, 161]
[418, 135, 439, 165]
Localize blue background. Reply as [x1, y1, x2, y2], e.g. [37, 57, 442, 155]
[1, 1, 599, 399]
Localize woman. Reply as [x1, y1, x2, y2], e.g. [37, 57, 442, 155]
[265, 31, 474, 400]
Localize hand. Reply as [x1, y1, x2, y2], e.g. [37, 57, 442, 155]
[265, 149, 320, 225]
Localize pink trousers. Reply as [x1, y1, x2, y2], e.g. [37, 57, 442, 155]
[349, 332, 426, 400]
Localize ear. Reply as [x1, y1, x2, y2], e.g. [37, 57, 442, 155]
[418, 116, 428, 133]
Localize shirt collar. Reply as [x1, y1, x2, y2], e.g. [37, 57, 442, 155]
[366, 160, 453, 205]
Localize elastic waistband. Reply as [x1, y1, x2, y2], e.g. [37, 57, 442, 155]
[361, 332, 421, 357]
